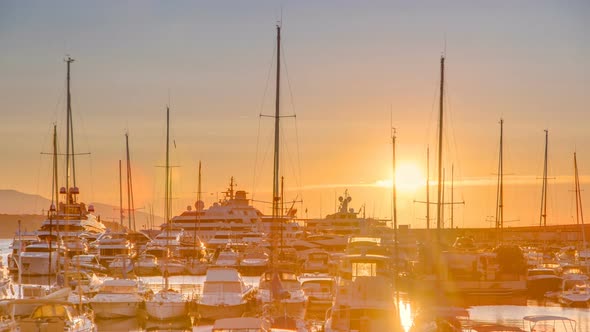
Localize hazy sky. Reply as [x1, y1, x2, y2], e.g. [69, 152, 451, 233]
[1, 1, 589, 228]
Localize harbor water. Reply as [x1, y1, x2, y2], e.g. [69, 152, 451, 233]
[2, 238, 590, 331]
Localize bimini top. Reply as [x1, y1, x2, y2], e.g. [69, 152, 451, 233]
[523, 315, 575, 322]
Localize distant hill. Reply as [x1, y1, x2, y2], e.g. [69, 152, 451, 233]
[0, 189, 164, 232]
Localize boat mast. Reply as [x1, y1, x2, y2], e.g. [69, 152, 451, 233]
[426, 146, 430, 229]
[574, 153, 587, 270]
[539, 130, 549, 227]
[48, 125, 58, 284]
[391, 126, 400, 319]
[271, 24, 281, 260]
[126, 133, 136, 231]
[65, 57, 74, 197]
[194, 161, 202, 254]
[436, 56, 445, 239]
[164, 106, 170, 290]
[495, 119, 504, 241]
[450, 164, 455, 229]
[119, 160, 123, 226]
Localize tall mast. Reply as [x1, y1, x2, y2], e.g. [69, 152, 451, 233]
[126, 133, 136, 231]
[53, 125, 59, 211]
[495, 119, 504, 240]
[272, 24, 281, 255]
[392, 127, 400, 319]
[164, 106, 170, 289]
[451, 164, 455, 229]
[65, 57, 74, 202]
[119, 160, 123, 226]
[48, 125, 58, 284]
[539, 130, 548, 227]
[194, 161, 202, 250]
[574, 153, 587, 268]
[426, 146, 430, 229]
[436, 56, 445, 236]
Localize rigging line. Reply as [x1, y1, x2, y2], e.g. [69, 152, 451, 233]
[34, 125, 55, 213]
[280, 122, 300, 194]
[252, 116, 263, 202]
[252, 41, 277, 200]
[280, 43, 304, 194]
[426, 69, 440, 149]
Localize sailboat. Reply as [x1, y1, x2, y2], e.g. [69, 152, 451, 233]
[145, 107, 189, 320]
[21, 58, 106, 277]
[254, 24, 306, 325]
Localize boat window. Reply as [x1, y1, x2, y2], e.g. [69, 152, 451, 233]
[203, 282, 242, 293]
[32, 305, 72, 320]
[352, 262, 377, 279]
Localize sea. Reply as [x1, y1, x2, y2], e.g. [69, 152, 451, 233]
[2, 238, 590, 332]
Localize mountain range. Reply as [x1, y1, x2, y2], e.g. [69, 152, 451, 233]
[0, 189, 164, 231]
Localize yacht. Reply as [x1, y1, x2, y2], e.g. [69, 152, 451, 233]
[7, 233, 39, 273]
[166, 178, 263, 242]
[19, 241, 63, 276]
[107, 255, 134, 277]
[301, 277, 334, 310]
[92, 231, 135, 266]
[214, 246, 240, 268]
[239, 246, 270, 276]
[197, 267, 254, 321]
[256, 269, 306, 320]
[18, 300, 96, 332]
[134, 254, 160, 276]
[526, 267, 561, 296]
[145, 289, 189, 321]
[69, 255, 108, 275]
[89, 279, 145, 318]
[305, 190, 384, 236]
[557, 274, 590, 307]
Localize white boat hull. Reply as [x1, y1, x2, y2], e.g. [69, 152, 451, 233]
[90, 301, 141, 319]
[196, 302, 248, 321]
[145, 300, 188, 320]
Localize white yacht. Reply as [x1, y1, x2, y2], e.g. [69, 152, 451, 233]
[7, 233, 39, 273]
[92, 231, 135, 266]
[19, 242, 63, 276]
[167, 178, 263, 242]
[145, 289, 189, 321]
[18, 300, 96, 332]
[214, 246, 240, 268]
[89, 279, 145, 318]
[134, 254, 160, 276]
[305, 190, 384, 236]
[256, 269, 306, 320]
[557, 274, 590, 307]
[239, 246, 270, 276]
[107, 255, 134, 277]
[197, 267, 254, 321]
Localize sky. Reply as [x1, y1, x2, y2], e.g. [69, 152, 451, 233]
[1, 1, 589, 229]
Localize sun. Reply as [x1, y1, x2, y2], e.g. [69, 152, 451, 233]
[376, 161, 426, 193]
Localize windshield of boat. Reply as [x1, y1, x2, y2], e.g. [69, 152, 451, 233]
[203, 282, 242, 293]
[31, 304, 74, 320]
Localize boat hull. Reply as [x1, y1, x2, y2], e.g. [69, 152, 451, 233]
[195, 302, 249, 321]
[145, 300, 188, 320]
[90, 301, 141, 319]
